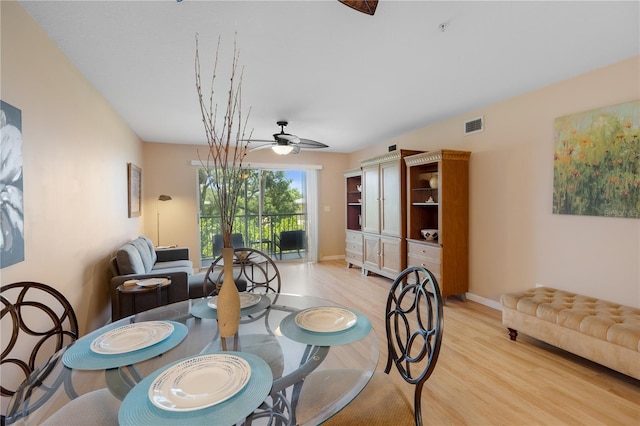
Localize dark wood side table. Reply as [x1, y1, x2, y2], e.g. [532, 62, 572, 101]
[116, 278, 171, 318]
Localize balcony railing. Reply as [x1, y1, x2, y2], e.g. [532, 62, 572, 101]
[200, 213, 307, 264]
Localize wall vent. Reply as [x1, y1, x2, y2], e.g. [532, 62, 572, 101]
[464, 116, 484, 135]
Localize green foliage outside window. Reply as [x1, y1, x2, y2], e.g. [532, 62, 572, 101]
[199, 169, 306, 261]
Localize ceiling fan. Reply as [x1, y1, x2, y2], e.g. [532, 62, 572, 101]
[247, 121, 329, 155]
[338, 1, 378, 15]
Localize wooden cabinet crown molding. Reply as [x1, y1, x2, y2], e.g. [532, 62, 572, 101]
[360, 150, 405, 167]
[404, 149, 471, 167]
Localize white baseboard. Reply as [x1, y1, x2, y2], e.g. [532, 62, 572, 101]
[465, 292, 502, 311]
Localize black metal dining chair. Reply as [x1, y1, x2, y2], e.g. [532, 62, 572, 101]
[1, 282, 79, 403]
[1, 282, 119, 425]
[202, 247, 282, 297]
[200, 248, 290, 424]
[296, 266, 444, 426]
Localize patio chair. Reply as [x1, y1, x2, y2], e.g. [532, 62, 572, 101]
[212, 233, 245, 257]
[296, 266, 444, 426]
[273, 230, 306, 260]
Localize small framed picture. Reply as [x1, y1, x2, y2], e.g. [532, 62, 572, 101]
[127, 163, 141, 218]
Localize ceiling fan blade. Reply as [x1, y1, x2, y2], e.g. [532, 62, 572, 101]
[241, 139, 274, 143]
[249, 143, 276, 152]
[338, 0, 378, 15]
[291, 145, 301, 154]
[296, 138, 329, 149]
[275, 133, 300, 144]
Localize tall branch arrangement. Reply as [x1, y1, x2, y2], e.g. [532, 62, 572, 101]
[195, 35, 252, 248]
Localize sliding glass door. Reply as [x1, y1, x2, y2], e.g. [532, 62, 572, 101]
[198, 167, 308, 264]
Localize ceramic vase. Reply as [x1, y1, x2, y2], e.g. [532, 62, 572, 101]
[429, 173, 438, 189]
[217, 247, 240, 338]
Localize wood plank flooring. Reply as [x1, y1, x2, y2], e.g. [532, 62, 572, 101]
[276, 260, 640, 425]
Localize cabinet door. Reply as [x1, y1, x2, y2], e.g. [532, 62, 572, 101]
[380, 236, 401, 276]
[380, 160, 401, 237]
[362, 234, 380, 271]
[362, 165, 380, 234]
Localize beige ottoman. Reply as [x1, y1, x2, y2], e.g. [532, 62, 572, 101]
[501, 287, 640, 380]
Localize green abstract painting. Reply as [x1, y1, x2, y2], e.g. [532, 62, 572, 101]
[553, 100, 639, 218]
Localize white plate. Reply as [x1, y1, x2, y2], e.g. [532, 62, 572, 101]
[90, 321, 174, 355]
[149, 354, 251, 412]
[295, 307, 357, 333]
[208, 293, 262, 310]
[137, 278, 169, 287]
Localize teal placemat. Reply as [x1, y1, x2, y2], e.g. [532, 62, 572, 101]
[280, 308, 372, 346]
[62, 321, 187, 370]
[190, 294, 271, 319]
[118, 351, 272, 426]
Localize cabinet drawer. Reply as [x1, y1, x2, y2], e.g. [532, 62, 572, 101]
[407, 255, 441, 279]
[345, 233, 363, 253]
[407, 241, 440, 262]
[346, 231, 363, 243]
[346, 243, 363, 254]
[346, 251, 363, 263]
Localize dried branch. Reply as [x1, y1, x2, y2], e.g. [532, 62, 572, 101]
[195, 34, 252, 248]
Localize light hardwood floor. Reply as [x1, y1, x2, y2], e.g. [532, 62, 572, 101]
[277, 259, 640, 425]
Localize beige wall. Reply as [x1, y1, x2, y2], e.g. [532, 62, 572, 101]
[141, 143, 349, 269]
[1, 2, 144, 333]
[349, 56, 640, 307]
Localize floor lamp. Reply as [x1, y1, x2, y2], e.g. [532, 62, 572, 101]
[156, 195, 172, 247]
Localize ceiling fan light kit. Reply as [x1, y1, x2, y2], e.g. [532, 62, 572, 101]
[272, 145, 294, 155]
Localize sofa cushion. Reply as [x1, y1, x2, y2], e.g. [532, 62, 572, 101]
[139, 236, 157, 265]
[131, 238, 154, 273]
[115, 244, 145, 275]
[152, 260, 193, 272]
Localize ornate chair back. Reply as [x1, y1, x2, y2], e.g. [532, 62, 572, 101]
[385, 266, 444, 425]
[1, 282, 78, 414]
[203, 248, 281, 297]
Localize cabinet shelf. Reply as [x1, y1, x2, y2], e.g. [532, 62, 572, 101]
[407, 238, 440, 247]
[404, 149, 470, 298]
[345, 169, 363, 232]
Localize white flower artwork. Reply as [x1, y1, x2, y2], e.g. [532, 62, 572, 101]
[0, 100, 24, 268]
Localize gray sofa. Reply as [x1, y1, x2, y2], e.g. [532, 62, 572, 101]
[109, 236, 205, 320]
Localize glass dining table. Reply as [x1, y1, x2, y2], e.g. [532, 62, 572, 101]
[4, 293, 379, 426]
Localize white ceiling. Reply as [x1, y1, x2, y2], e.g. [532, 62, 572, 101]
[18, 1, 639, 153]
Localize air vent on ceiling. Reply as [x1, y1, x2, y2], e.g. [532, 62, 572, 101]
[464, 116, 484, 135]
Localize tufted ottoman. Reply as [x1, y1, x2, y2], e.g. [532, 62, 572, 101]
[501, 287, 640, 379]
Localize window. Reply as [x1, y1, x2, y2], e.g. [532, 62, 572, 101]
[198, 167, 314, 265]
